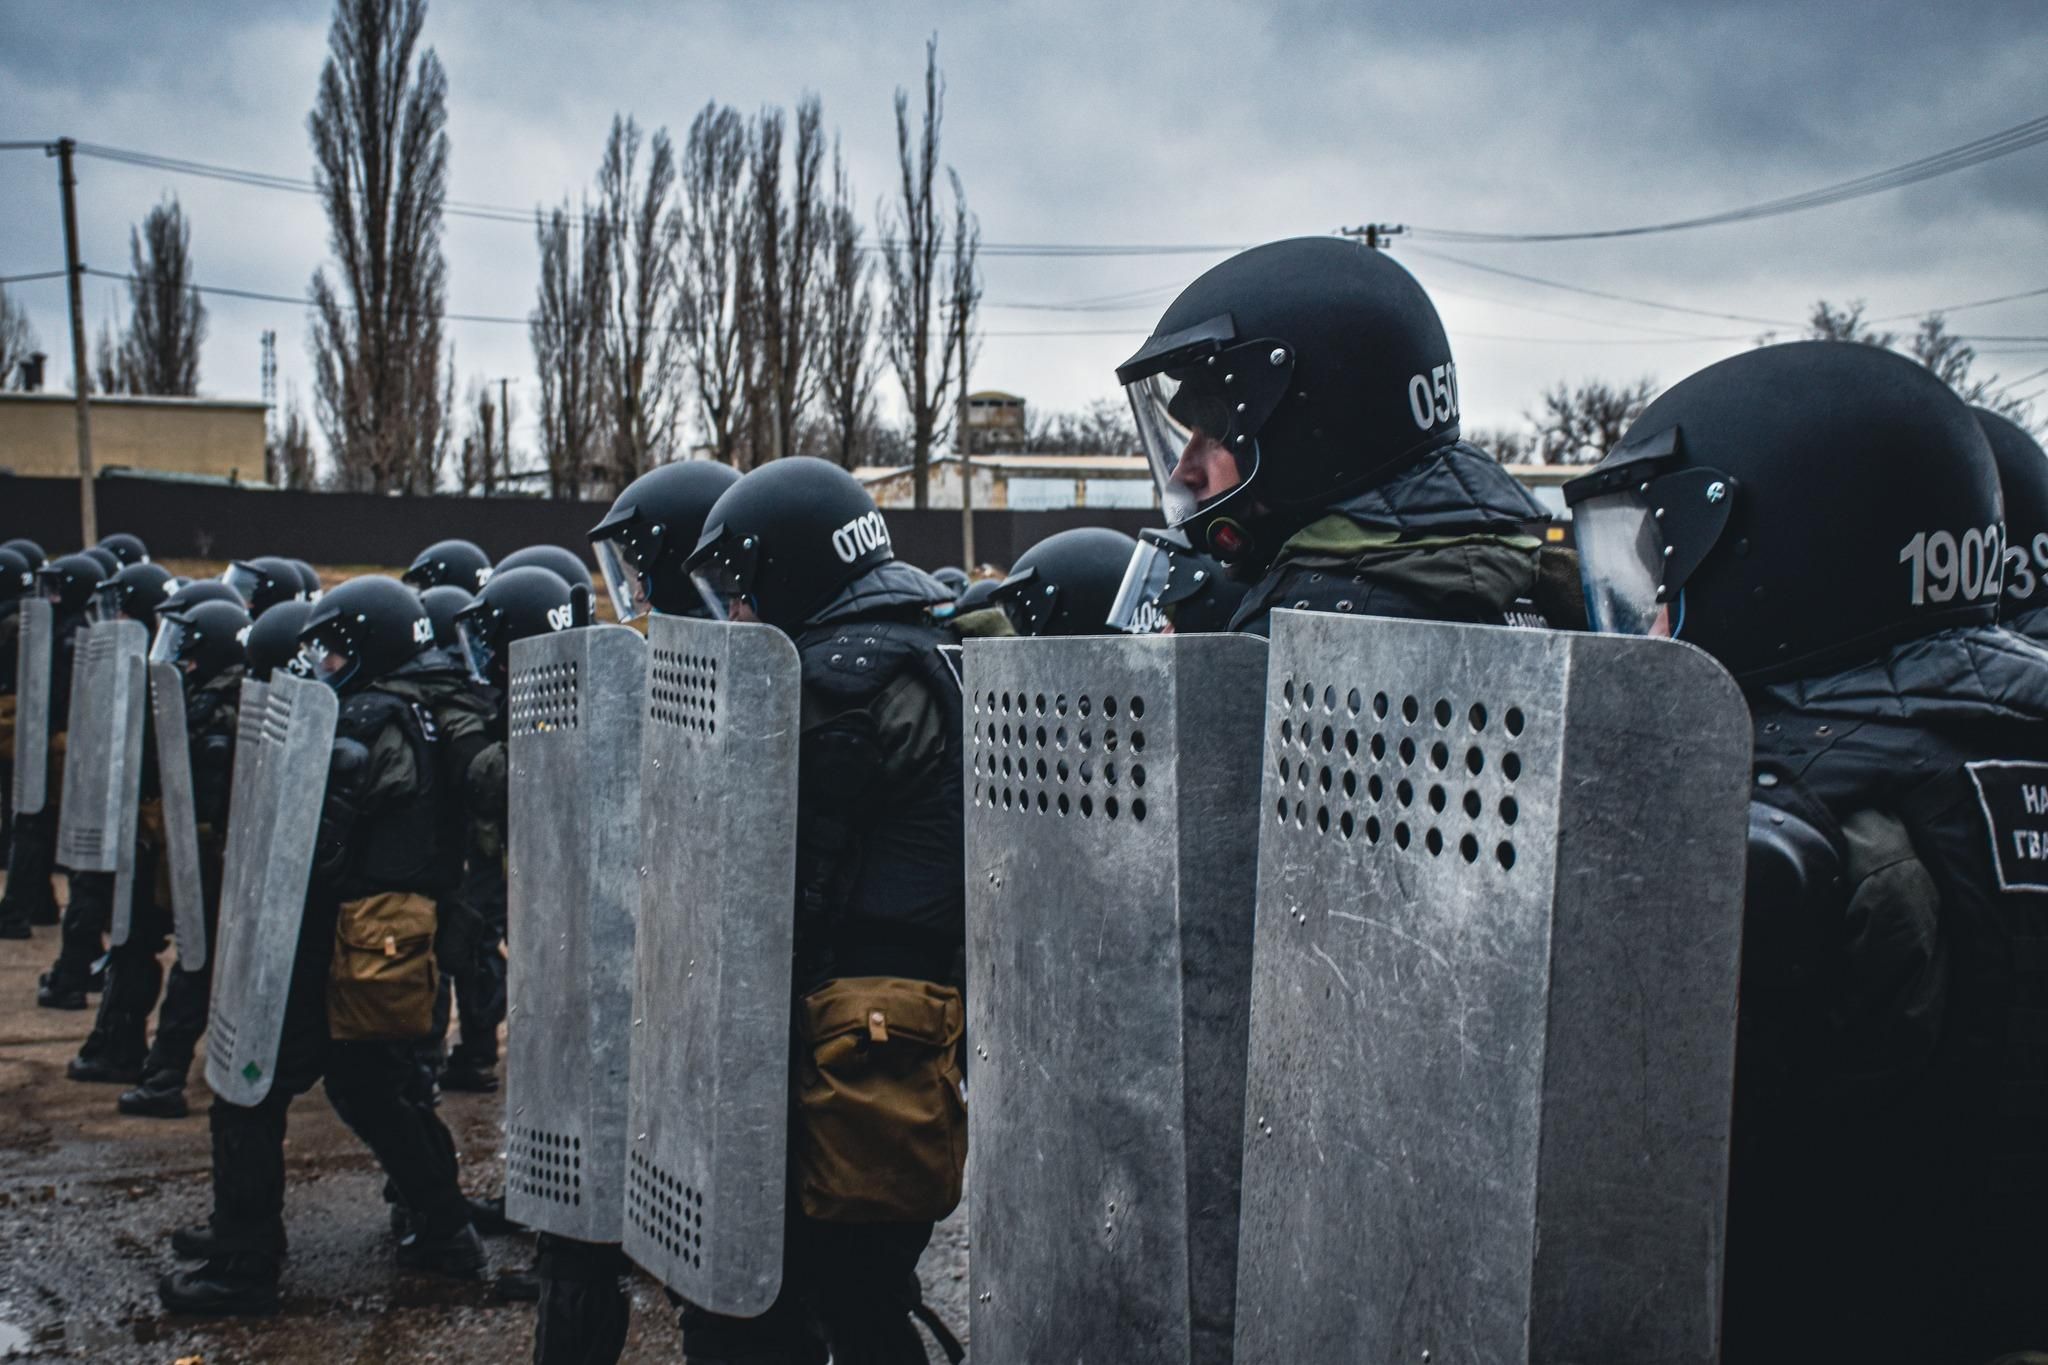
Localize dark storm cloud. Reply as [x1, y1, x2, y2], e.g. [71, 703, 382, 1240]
[2, 0, 2043, 447]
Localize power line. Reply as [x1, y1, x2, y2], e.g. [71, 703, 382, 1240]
[1409, 112, 2048, 243]
[0, 268, 68, 286]
[1404, 245, 1796, 327]
[1871, 282, 2048, 322]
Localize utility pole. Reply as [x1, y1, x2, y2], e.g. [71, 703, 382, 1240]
[1339, 223, 1409, 251]
[52, 137, 96, 544]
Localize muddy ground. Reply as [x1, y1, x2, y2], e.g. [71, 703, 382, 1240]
[0, 874, 970, 1364]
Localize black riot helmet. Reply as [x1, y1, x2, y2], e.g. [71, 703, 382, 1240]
[1117, 237, 1459, 570]
[243, 599, 312, 681]
[991, 527, 1140, 637]
[40, 553, 108, 614]
[3, 537, 47, 568]
[402, 538, 493, 593]
[287, 558, 322, 601]
[1975, 407, 2048, 622]
[419, 585, 473, 650]
[1107, 527, 1251, 634]
[161, 579, 245, 614]
[220, 556, 305, 615]
[92, 562, 174, 627]
[954, 577, 1001, 614]
[684, 457, 897, 631]
[452, 566, 588, 686]
[83, 545, 121, 578]
[1565, 341, 2005, 684]
[150, 599, 251, 686]
[497, 544, 594, 592]
[588, 460, 742, 621]
[296, 575, 435, 694]
[0, 547, 33, 607]
[932, 565, 971, 597]
[98, 532, 150, 566]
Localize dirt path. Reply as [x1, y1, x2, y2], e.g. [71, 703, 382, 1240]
[0, 879, 969, 1363]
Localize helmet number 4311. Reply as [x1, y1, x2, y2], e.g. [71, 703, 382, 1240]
[1899, 524, 2005, 607]
[1407, 363, 1459, 432]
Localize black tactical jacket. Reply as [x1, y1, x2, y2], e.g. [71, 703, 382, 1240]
[48, 607, 86, 732]
[313, 661, 468, 903]
[187, 665, 243, 836]
[1230, 445, 1583, 636]
[1727, 624, 2048, 1359]
[790, 561, 963, 991]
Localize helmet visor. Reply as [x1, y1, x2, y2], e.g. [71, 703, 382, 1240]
[455, 616, 499, 681]
[296, 631, 358, 690]
[992, 568, 1058, 637]
[221, 563, 264, 602]
[90, 584, 125, 623]
[1125, 371, 1254, 528]
[150, 616, 191, 667]
[1108, 538, 1175, 634]
[594, 535, 650, 623]
[1573, 488, 1669, 636]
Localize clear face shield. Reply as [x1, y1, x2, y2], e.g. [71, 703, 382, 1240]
[296, 629, 358, 691]
[149, 615, 191, 669]
[1125, 370, 1254, 528]
[220, 562, 264, 603]
[1563, 431, 1735, 640]
[594, 533, 653, 623]
[1108, 537, 1176, 634]
[687, 530, 760, 623]
[454, 615, 500, 682]
[1570, 489, 1670, 636]
[89, 583, 127, 624]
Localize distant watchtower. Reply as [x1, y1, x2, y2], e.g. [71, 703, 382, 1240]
[959, 390, 1027, 455]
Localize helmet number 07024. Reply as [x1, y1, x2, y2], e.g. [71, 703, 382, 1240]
[1899, 524, 2006, 607]
[1406, 362, 1459, 432]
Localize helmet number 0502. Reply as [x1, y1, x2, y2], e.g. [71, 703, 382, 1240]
[1899, 524, 2005, 607]
[1407, 362, 1459, 433]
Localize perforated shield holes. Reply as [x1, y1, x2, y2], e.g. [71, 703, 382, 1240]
[1235, 611, 1753, 1365]
[509, 1125, 585, 1207]
[509, 659, 580, 734]
[963, 633, 1268, 1365]
[648, 646, 717, 735]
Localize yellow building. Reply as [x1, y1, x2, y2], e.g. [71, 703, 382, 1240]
[0, 392, 269, 483]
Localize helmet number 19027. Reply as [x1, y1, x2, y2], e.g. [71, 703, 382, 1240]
[1899, 524, 2005, 607]
[1407, 362, 1459, 432]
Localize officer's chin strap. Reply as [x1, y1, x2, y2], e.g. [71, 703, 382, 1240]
[903, 1273, 967, 1364]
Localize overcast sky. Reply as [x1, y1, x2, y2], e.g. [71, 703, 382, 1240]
[4, 0, 2045, 468]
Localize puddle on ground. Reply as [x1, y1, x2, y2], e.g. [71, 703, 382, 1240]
[0, 1315, 28, 1357]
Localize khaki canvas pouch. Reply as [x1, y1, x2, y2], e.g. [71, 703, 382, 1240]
[794, 976, 967, 1223]
[327, 891, 439, 1041]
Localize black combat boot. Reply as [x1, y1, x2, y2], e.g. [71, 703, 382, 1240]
[438, 1052, 499, 1093]
[36, 969, 88, 1010]
[0, 908, 28, 939]
[118, 1071, 190, 1118]
[158, 1256, 282, 1316]
[171, 1223, 288, 1261]
[396, 1221, 488, 1280]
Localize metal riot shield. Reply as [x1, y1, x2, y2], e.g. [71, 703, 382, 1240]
[503, 625, 647, 1244]
[203, 671, 338, 1108]
[964, 634, 1268, 1365]
[57, 620, 148, 941]
[623, 615, 801, 1314]
[11, 598, 51, 815]
[149, 659, 208, 969]
[1232, 612, 1751, 1365]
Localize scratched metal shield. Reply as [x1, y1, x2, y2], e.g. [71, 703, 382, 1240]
[964, 633, 1268, 1365]
[204, 671, 337, 1108]
[148, 658, 209, 969]
[58, 620, 148, 943]
[11, 598, 51, 815]
[1232, 611, 1750, 1364]
[622, 615, 800, 1313]
[503, 624, 647, 1244]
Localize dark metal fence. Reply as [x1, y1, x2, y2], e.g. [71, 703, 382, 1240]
[0, 474, 1161, 572]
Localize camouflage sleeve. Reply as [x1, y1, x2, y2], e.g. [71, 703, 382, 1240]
[361, 715, 421, 808]
[1832, 806, 1947, 1091]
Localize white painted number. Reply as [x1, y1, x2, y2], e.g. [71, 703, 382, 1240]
[2005, 533, 2048, 603]
[545, 603, 574, 632]
[831, 511, 891, 564]
[1406, 361, 1459, 432]
[410, 616, 434, 645]
[1900, 522, 2006, 607]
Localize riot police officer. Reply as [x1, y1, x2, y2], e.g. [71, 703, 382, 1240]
[1566, 340, 2048, 1359]
[988, 526, 1137, 637]
[13, 555, 116, 983]
[1107, 527, 1250, 634]
[680, 457, 966, 1364]
[419, 585, 473, 653]
[119, 597, 252, 1117]
[1980, 407, 2048, 643]
[403, 538, 493, 594]
[0, 546, 35, 892]
[241, 599, 313, 682]
[497, 544, 594, 593]
[65, 562, 176, 1080]
[220, 557, 308, 617]
[160, 576, 486, 1315]
[1116, 236, 1579, 636]
[98, 532, 150, 567]
[588, 459, 742, 623]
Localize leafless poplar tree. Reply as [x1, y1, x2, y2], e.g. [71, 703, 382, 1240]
[306, 0, 453, 494]
[816, 142, 877, 469]
[120, 198, 206, 395]
[880, 37, 972, 507]
[0, 284, 37, 390]
[531, 200, 612, 499]
[455, 379, 515, 494]
[597, 116, 686, 489]
[742, 96, 826, 465]
[268, 387, 317, 490]
[680, 103, 753, 466]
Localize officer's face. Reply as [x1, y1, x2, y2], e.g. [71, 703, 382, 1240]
[728, 598, 759, 624]
[1171, 431, 1243, 504]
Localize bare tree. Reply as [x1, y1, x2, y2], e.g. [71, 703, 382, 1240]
[679, 103, 753, 466]
[93, 319, 128, 395]
[742, 97, 827, 466]
[596, 116, 686, 491]
[119, 198, 206, 395]
[1465, 425, 1540, 464]
[306, 0, 453, 494]
[815, 142, 877, 469]
[1803, 299, 1898, 349]
[268, 386, 317, 490]
[455, 378, 515, 494]
[0, 284, 37, 390]
[879, 37, 972, 507]
[1910, 314, 2034, 426]
[531, 199, 612, 500]
[1527, 377, 1658, 465]
[1026, 398, 1140, 455]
